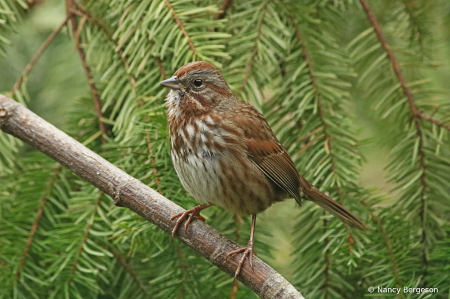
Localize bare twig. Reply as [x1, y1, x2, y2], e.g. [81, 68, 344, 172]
[0, 95, 304, 299]
[66, 0, 107, 143]
[11, 15, 70, 97]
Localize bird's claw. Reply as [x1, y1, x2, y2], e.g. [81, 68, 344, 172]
[226, 244, 256, 279]
[170, 204, 210, 237]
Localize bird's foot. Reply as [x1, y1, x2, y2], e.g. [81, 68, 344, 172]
[170, 204, 212, 237]
[226, 240, 256, 279]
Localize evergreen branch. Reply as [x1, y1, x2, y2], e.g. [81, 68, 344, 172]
[359, 0, 429, 268]
[400, 0, 426, 52]
[70, 5, 166, 84]
[295, 126, 324, 144]
[15, 164, 63, 280]
[68, 191, 103, 285]
[215, 0, 233, 20]
[85, 6, 167, 193]
[10, 15, 70, 97]
[289, 19, 336, 293]
[372, 213, 403, 297]
[71, 3, 114, 37]
[68, 7, 167, 195]
[70, 7, 138, 87]
[66, 0, 107, 143]
[295, 134, 325, 157]
[290, 18, 344, 204]
[358, 0, 425, 120]
[240, 1, 269, 92]
[70, 6, 140, 88]
[164, 0, 197, 58]
[175, 244, 189, 298]
[323, 221, 331, 298]
[155, 56, 166, 80]
[110, 248, 150, 296]
[77, 10, 166, 195]
[145, 134, 162, 193]
[417, 112, 450, 131]
[0, 95, 305, 299]
[288, 15, 361, 297]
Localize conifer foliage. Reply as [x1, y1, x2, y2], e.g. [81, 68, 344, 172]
[0, 0, 449, 298]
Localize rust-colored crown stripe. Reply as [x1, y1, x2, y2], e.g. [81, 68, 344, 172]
[174, 61, 220, 78]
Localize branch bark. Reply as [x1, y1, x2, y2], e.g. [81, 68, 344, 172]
[0, 95, 304, 299]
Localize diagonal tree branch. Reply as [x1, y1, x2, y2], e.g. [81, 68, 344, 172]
[0, 95, 304, 299]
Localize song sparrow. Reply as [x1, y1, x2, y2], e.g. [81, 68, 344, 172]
[160, 61, 366, 278]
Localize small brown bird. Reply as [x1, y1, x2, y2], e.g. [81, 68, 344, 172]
[160, 61, 366, 278]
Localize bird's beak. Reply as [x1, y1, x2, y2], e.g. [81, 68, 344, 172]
[159, 76, 181, 90]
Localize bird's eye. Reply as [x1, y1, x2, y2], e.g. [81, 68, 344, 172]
[193, 79, 203, 87]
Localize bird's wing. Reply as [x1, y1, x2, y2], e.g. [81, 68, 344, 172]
[231, 106, 303, 203]
[226, 104, 366, 230]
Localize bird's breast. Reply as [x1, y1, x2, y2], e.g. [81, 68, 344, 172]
[168, 115, 288, 215]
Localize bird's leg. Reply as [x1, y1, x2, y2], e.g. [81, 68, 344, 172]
[226, 215, 257, 278]
[171, 204, 213, 237]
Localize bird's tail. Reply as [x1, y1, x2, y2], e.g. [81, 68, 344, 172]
[299, 177, 366, 231]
